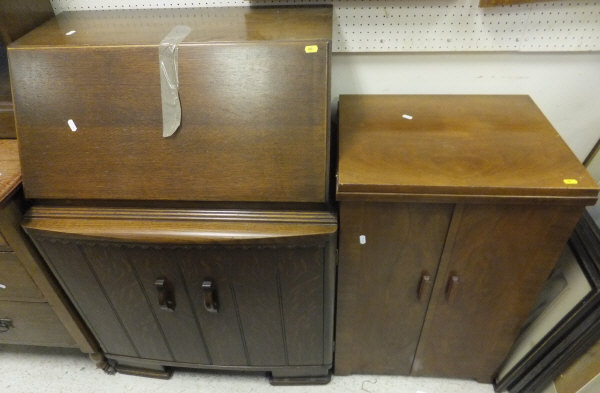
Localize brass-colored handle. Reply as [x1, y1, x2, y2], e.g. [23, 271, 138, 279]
[154, 277, 175, 312]
[445, 273, 460, 304]
[0, 318, 13, 333]
[202, 280, 218, 313]
[417, 271, 432, 301]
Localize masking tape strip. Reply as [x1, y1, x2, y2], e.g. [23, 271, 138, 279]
[159, 25, 192, 138]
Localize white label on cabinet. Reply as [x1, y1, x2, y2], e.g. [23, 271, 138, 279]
[359, 235, 366, 245]
[402, 114, 413, 120]
[0, 284, 6, 289]
[67, 119, 77, 132]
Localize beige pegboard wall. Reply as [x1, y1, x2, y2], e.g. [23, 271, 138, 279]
[50, 0, 600, 52]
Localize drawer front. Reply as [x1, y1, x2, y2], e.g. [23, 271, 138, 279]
[0, 301, 76, 347]
[11, 42, 330, 202]
[0, 252, 44, 301]
[33, 240, 332, 367]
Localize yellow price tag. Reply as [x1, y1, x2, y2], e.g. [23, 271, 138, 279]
[563, 179, 579, 185]
[304, 45, 319, 54]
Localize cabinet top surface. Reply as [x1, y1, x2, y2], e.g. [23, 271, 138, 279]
[10, 6, 332, 48]
[337, 95, 598, 203]
[0, 139, 21, 201]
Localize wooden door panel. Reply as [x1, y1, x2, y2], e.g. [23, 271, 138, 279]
[80, 245, 174, 361]
[37, 241, 328, 367]
[178, 248, 249, 366]
[126, 248, 210, 364]
[277, 247, 325, 366]
[335, 202, 454, 375]
[34, 239, 138, 357]
[228, 248, 287, 366]
[413, 204, 585, 382]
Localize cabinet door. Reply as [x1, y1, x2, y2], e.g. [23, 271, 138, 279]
[412, 204, 584, 382]
[335, 202, 454, 375]
[33, 238, 331, 368]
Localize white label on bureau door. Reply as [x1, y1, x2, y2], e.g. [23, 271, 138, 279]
[67, 119, 77, 132]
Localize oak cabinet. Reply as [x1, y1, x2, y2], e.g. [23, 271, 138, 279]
[334, 95, 598, 382]
[10, 6, 334, 383]
[23, 207, 337, 382]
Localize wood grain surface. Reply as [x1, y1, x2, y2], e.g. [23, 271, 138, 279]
[33, 239, 139, 356]
[10, 7, 332, 203]
[335, 94, 596, 381]
[0, 142, 98, 353]
[23, 207, 337, 245]
[24, 206, 336, 372]
[412, 204, 585, 382]
[0, 140, 20, 202]
[130, 248, 212, 364]
[0, 46, 14, 138]
[0, 300, 76, 347]
[0, 252, 44, 301]
[0, 0, 53, 44]
[179, 249, 248, 366]
[337, 95, 598, 203]
[82, 244, 175, 361]
[335, 202, 453, 375]
[11, 6, 332, 47]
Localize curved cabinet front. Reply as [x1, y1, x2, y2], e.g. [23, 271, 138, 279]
[23, 207, 336, 380]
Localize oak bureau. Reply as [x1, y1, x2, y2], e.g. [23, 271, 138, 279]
[9, 6, 336, 384]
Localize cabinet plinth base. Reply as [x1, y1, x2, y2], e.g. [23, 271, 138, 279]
[270, 368, 331, 385]
[269, 373, 331, 385]
[113, 363, 173, 379]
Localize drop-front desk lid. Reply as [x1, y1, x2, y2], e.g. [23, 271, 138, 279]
[337, 95, 599, 204]
[9, 6, 332, 203]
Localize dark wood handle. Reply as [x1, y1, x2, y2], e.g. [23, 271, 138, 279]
[445, 273, 460, 304]
[154, 277, 175, 312]
[417, 271, 432, 301]
[0, 318, 13, 333]
[202, 280, 218, 313]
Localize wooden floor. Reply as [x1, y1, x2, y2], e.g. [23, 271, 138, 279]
[0, 345, 495, 393]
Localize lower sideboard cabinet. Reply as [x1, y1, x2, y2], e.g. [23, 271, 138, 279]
[335, 201, 585, 382]
[22, 207, 337, 384]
